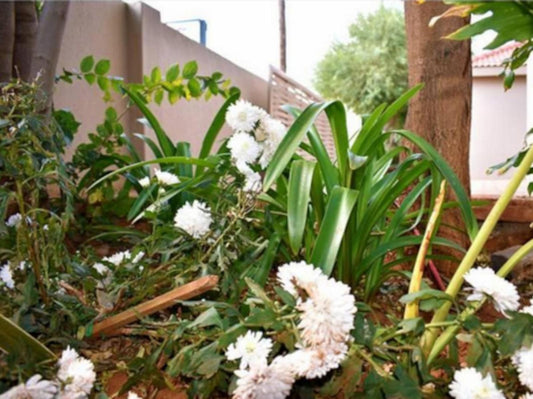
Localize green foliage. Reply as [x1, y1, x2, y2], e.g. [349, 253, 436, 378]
[314, 6, 407, 124]
[437, 1, 533, 90]
[263, 85, 476, 299]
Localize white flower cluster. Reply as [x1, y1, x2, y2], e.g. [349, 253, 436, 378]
[138, 169, 180, 188]
[0, 263, 15, 290]
[463, 267, 520, 314]
[228, 262, 356, 399]
[173, 200, 212, 239]
[225, 100, 287, 192]
[93, 250, 145, 286]
[5, 213, 32, 228]
[449, 368, 504, 399]
[0, 347, 95, 399]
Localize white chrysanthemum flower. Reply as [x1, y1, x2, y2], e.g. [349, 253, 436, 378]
[276, 261, 326, 298]
[138, 176, 150, 188]
[227, 132, 262, 166]
[58, 346, 80, 372]
[1, 374, 57, 399]
[232, 360, 294, 399]
[276, 346, 347, 380]
[127, 392, 142, 399]
[257, 117, 286, 169]
[463, 267, 520, 313]
[0, 264, 15, 289]
[521, 303, 533, 316]
[17, 261, 28, 271]
[174, 200, 212, 239]
[5, 213, 22, 227]
[58, 357, 96, 398]
[131, 251, 144, 264]
[154, 169, 179, 186]
[449, 368, 504, 399]
[226, 331, 273, 369]
[103, 250, 131, 266]
[516, 346, 533, 391]
[243, 171, 262, 193]
[226, 100, 264, 133]
[92, 262, 110, 276]
[297, 277, 356, 348]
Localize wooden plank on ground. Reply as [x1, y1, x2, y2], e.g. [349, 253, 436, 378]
[473, 196, 533, 223]
[89, 275, 218, 338]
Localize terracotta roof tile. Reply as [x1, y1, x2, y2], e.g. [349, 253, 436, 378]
[472, 41, 524, 68]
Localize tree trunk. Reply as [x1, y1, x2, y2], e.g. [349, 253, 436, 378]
[13, 1, 38, 81]
[279, 0, 287, 72]
[404, 1, 472, 275]
[0, 2, 15, 82]
[30, 0, 70, 113]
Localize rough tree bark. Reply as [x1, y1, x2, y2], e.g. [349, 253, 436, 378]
[404, 1, 472, 275]
[13, 1, 38, 81]
[0, 2, 15, 82]
[30, 1, 70, 113]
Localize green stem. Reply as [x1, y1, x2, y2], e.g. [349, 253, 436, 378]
[426, 237, 533, 364]
[422, 144, 533, 356]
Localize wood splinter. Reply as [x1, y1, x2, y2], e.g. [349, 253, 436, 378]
[89, 275, 219, 338]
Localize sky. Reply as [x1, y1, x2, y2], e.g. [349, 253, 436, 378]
[146, 0, 403, 89]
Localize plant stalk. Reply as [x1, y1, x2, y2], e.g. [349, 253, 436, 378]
[426, 237, 533, 364]
[422, 143, 533, 356]
[404, 180, 446, 319]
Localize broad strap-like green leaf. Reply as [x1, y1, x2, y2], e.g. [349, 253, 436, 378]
[123, 87, 175, 157]
[198, 91, 240, 162]
[0, 313, 56, 361]
[288, 160, 316, 254]
[133, 133, 164, 159]
[263, 101, 348, 191]
[88, 156, 216, 190]
[311, 186, 358, 276]
[395, 130, 479, 240]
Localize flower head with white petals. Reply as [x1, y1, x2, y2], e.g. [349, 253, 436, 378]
[174, 200, 212, 239]
[138, 176, 150, 188]
[57, 347, 96, 398]
[449, 368, 504, 399]
[226, 331, 273, 369]
[127, 392, 142, 399]
[226, 100, 264, 133]
[463, 267, 520, 313]
[0, 263, 15, 289]
[514, 346, 533, 391]
[227, 132, 262, 166]
[154, 169, 180, 186]
[232, 360, 294, 399]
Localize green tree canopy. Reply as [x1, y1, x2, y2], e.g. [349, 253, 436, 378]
[314, 6, 407, 121]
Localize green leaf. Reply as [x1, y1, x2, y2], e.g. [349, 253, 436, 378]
[310, 186, 358, 276]
[151, 66, 161, 83]
[175, 142, 193, 177]
[166, 64, 180, 82]
[395, 129, 479, 240]
[97, 76, 109, 91]
[80, 55, 94, 73]
[196, 91, 240, 175]
[244, 277, 273, 308]
[0, 313, 56, 362]
[124, 87, 175, 157]
[133, 132, 164, 159]
[154, 89, 164, 105]
[88, 156, 215, 190]
[182, 60, 198, 79]
[127, 185, 156, 221]
[187, 307, 223, 329]
[188, 78, 202, 97]
[288, 160, 316, 254]
[263, 101, 343, 191]
[94, 59, 111, 75]
[399, 289, 453, 305]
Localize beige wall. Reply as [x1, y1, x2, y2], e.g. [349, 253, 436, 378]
[470, 74, 528, 196]
[54, 1, 269, 160]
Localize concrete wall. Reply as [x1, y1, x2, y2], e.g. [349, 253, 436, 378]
[54, 1, 269, 160]
[470, 73, 529, 196]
